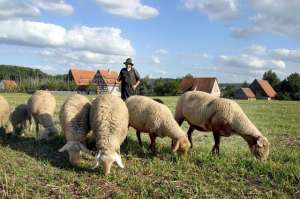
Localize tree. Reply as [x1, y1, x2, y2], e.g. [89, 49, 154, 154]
[183, 73, 193, 79]
[263, 70, 280, 88]
[221, 85, 237, 98]
[153, 79, 180, 96]
[241, 81, 249, 87]
[140, 76, 153, 96]
[277, 73, 300, 100]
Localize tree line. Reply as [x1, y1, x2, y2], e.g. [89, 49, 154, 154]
[1, 65, 299, 100]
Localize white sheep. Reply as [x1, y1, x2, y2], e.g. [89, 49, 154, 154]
[135, 98, 164, 149]
[0, 95, 13, 134]
[126, 95, 190, 156]
[90, 94, 129, 175]
[175, 91, 270, 161]
[27, 90, 58, 140]
[58, 94, 92, 165]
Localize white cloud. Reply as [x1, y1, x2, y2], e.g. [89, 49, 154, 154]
[95, 0, 159, 19]
[0, 0, 40, 19]
[40, 49, 128, 67]
[155, 49, 168, 55]
[0, 0, 74, 19]
[0, 19, 135, 56]
[32, 0, 74, 15]
[246, 45, 267, 56]
[182, 0, 239, 21]
[270, 48, 300, 63]
[216, 54, 286, 69]
[231, 0, 300, 38]
[152, 56, 160, 64]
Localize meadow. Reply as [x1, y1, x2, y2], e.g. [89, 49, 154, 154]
[0, 93, 299, 198]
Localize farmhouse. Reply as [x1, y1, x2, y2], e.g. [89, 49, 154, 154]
[235, 88, 256, 100]
[180, 77, 221, 97]
[250, 79, 277, 100]
[0, 80, 17, 91]
[68, 69, 96, 91]
[93, 69, 120, 95]
[68, 68, 120, 95]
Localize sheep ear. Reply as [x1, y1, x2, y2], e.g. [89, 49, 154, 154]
[59, 142, 73, 152]
[92, 151, 101, 169]
[79, 143, 91, 154]
[172, 139, 180, 152]
[114, 152, 124, 168]
[257, 137, 264, 147]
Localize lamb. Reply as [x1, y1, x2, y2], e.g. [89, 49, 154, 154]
[0, 95, 13, 134]
[27, 90, 58, 140]
[126, 95, 190, 156]
[90, 94, 129, 175]
[175, 91, 270, 161]
[9, 104, 32, 136]
[58, 94, 92, 166]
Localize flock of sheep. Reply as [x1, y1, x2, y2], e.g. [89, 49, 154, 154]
[0, 90, 270, 175]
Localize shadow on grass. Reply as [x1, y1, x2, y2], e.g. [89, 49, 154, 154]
[0, 131, 98, 173]
[123, 134, 177, 162]
[0, 129, 178, 173]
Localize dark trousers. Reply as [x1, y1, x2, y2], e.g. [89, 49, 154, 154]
[121, 86, 135, 100]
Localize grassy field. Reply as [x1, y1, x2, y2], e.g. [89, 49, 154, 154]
[0, 93, 299, 198]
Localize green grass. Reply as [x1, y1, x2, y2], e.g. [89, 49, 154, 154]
[0, 93, 299, 198]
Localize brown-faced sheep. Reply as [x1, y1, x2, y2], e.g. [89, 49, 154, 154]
[9, 104, 32, 136]
[90, 94, 129, 175]
[58, 94, 92, 166]
[126, 95, 190, 156]
[0, 95, 13, 134]
[27, 90, 58, 140]
[175, 91, 269, 161]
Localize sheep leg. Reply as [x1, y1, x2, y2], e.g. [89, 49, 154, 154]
[187, 126, 195, 148]
[34, 118, 39, 139]
[211, 132, 220, 155]
[136, 131, 143, 147]
[149, 133, 157, 155]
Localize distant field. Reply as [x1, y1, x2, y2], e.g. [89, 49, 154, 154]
[0, 93, 299, 198]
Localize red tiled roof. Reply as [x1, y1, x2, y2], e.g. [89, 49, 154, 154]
[257, 80, 277, 98]
[70, 69, 96, 86]
[99, 69, 118, 86]
[0, 80, 17, 87]
[240, 88, 256, 98]
[180, 78, 217, 93]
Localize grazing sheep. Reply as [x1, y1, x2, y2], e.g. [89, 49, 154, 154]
[90, 94, 129, 175]
[0, 95, 13, 134]
[175, 91, 269, 161]
[9, 104, 32, 136]
[58, 94, 92, 166]
[27, 90, 58, 140]
[126, 95, 190, 156]
[135, 98, 164, 149]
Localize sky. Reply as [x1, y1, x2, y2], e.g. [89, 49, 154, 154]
[0, 0, 299, 83]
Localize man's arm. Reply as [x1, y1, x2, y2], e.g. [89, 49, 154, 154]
[116, 69, 122, 84]
[132, 68, 141, 90]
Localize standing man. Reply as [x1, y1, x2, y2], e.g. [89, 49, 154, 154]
[116, 58, 141, 100]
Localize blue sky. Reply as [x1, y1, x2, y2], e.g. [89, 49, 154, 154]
[0, 0, 299, 83]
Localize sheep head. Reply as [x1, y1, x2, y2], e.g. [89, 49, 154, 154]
[172, 136, 191, 157]
[5, 122, 13, 135]
[59, 141, 91, 165]
[92, 151, 124, 175]
[249, 136, 270, 161]
[38, 127, 58, 140]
